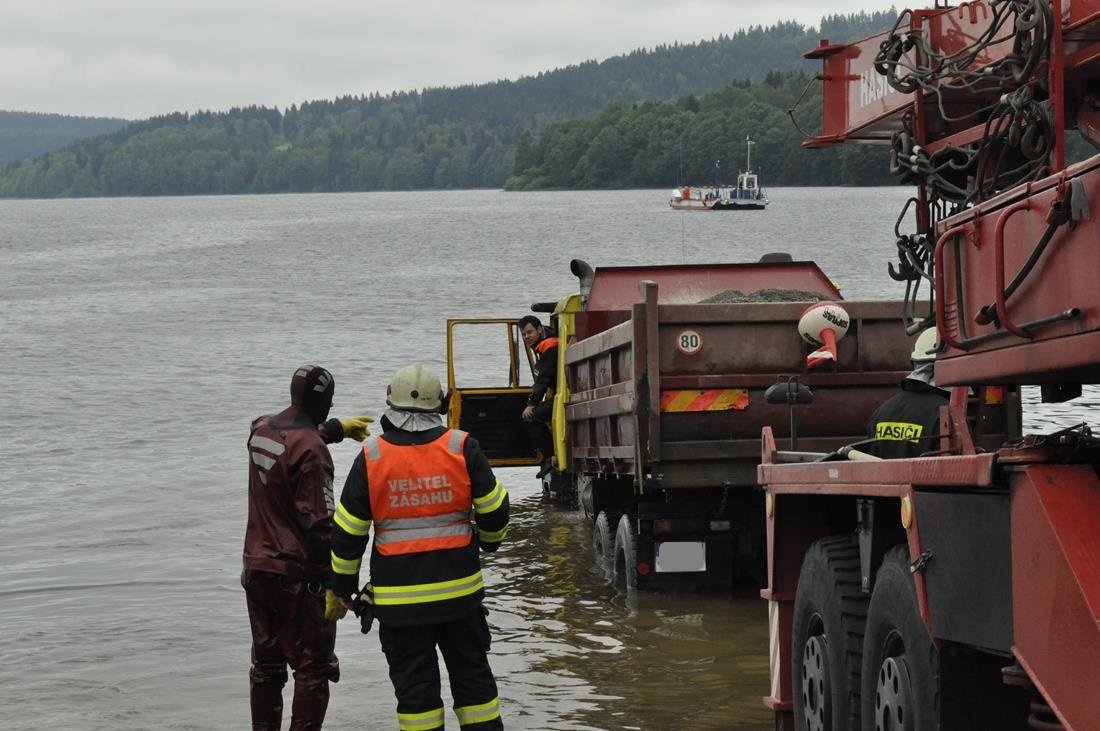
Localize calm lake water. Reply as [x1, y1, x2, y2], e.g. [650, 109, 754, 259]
[1, 188, 1092, 730]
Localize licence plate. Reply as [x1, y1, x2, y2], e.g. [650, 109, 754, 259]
[655, 541, 707, 572]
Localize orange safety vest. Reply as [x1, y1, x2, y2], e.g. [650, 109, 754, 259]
[364, 429, 474, 556]
[534, 336, 559, 355]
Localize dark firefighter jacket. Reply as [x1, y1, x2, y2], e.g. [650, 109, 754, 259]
[244, 414, 345, 583]
[866, 381, 950, 459]
[330, 424, 509, 626]
[528, 335, 559, 406]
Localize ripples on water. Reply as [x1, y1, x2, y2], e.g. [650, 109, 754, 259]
[1, 189, 1092, 729]
[485, 486, 770, 730]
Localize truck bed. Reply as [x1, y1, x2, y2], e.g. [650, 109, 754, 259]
[565, 284, 912, 489]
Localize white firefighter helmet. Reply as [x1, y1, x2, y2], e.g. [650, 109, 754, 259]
[911, 327, 939, 363]
[386, 363, 444, 412]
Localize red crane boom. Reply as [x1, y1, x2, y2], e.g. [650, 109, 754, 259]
[762, 3, 1100, 729]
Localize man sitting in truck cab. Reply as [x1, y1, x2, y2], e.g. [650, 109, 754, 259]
[519, 315, 559, 477]
[867, 328, 950, 459]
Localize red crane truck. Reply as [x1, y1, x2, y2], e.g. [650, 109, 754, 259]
[761, 2, 1100, 729]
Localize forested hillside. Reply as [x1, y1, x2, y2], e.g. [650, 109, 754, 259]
[0, 11, 897, 197]
[0, 111, 128, 167]
[507, 71, 894, 190]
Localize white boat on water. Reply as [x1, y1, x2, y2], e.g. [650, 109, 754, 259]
[669, 138, 769, 211]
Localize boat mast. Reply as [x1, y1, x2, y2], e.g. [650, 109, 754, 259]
[745, 135, 754, 173]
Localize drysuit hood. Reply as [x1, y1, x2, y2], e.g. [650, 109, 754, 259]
[275, 364, 335, 426]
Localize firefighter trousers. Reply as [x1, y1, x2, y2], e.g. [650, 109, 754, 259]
[243, 570, 339, 731]
[379, 608, 503, 730]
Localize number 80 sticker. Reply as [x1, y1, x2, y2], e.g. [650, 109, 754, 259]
[677, 329, 703, 355]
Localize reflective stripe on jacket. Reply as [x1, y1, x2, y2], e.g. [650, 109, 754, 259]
[329, 423, 509, 625]
[373, 570, 484, 606]
[361, 429, 483, 616]
[866, 384, 949, 459]
[365, 429, 474, 555]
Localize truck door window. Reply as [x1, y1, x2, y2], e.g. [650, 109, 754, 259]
[449, 322, 533, 389]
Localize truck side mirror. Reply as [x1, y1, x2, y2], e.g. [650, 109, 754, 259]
[765, 379, 814, 405]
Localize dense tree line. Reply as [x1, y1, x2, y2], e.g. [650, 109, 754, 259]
[507, 71, 895, 189]
[0, 11, 899, 198]
[0, 111, 127, 167]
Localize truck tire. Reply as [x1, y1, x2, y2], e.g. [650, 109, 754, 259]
[592, 511, 614, 577]
[613, 514, 638, 589]
[791, 534, 867, 731]
[860, 545, 939, 731]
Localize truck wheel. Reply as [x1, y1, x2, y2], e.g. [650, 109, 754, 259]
[592, 511, 614, 576]
[613, 514, 638, 589]
[860, 546, 939, 731]
[791, 535, 867, 730]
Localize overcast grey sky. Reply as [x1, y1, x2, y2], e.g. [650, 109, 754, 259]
[5, 1, 898, 120]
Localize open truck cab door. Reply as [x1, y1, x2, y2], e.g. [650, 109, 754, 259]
[445, 317, 541, 467]
[444, 295, 580, 470]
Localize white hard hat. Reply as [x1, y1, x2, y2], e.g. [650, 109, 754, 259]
[386, 363, 444, 412]
[911, 328, 939, 363]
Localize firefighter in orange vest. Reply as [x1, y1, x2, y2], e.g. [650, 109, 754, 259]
[519, 314, 559, 476]
[330, 363, 509, 731]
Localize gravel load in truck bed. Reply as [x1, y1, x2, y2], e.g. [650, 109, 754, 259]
[699, 288, 832, 304]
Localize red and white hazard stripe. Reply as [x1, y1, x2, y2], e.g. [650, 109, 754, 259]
[769, 599, 781, 700]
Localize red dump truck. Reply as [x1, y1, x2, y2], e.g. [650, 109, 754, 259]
[446, 258, 916, 591]
[758, 2, 1100, 729]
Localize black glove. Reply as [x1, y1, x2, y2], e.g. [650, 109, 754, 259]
[352, 584, 375, 635]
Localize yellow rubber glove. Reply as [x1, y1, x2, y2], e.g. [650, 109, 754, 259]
[338, 415, 374, 442]
[324, 589, 348, 622]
